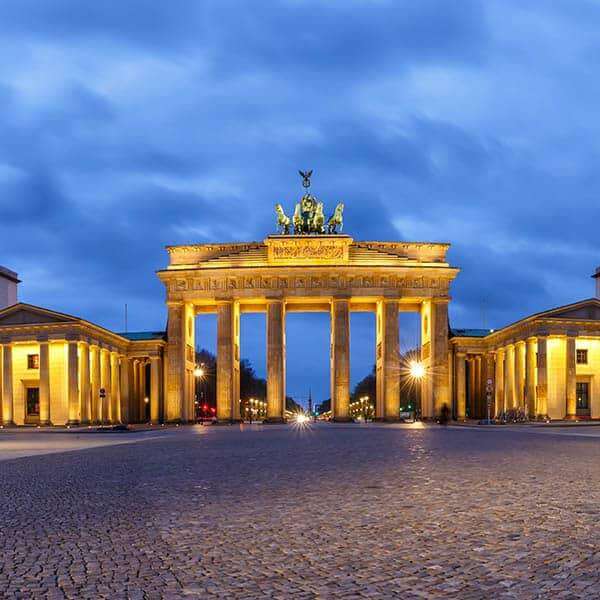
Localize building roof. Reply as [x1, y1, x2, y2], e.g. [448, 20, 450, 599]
[450, 328, 493, 338]
[117, 331, 167, 341]
[0, 266, 20, 284]
[450, 298, 600, 341]
[0, 303, 166, 347]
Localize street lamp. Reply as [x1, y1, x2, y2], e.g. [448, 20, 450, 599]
[193, 363, 206, 422]
[409, 360, 425, 420]
[409, 360, 425, 379]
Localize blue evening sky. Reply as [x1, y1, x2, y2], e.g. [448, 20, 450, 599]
[2, 1, 599, 403]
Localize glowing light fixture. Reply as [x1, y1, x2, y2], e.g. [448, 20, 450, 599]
[409, 360, 426, 379]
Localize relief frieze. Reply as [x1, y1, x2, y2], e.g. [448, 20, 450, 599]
[169, 273, 449, 295]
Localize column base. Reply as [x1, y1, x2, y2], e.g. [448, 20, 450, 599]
[1, 421, 16, 428]
[66, 420, 80, 427]
[565, 414, 578, 420]
[262, 417, 286, 424]
[331, 417, 354, 423]
[39, 420, 53, 427]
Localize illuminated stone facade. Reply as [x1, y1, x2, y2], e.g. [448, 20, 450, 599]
[158, 235, 459, 422]
[0, 305, 165, 426]
[450, 299, 600, 420]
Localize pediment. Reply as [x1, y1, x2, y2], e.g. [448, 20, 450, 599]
[542, 299, 600, 321]
[0, 304, 79, 326]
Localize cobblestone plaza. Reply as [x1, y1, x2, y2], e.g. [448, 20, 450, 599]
[1, 423, 600, 598]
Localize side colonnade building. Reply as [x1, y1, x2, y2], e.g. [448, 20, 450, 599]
[0, 301, 166, 426]
[450, 294, 600, 420]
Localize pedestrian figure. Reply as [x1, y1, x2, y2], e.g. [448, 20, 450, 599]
[439, 403, 450, 426]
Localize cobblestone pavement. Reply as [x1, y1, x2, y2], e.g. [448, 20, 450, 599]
[2, 423, 600, 598]
[0, 429, 162, 461]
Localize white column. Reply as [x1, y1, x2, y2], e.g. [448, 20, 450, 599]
[266, 299, 286, 422]
[525, 338, 536, 418]
[110, 351, 120, 423]
[456, 352, 466, 419]
[331, 299, 350, 421]
[2, 343, 14, 426]
[67, 340, 80, 425]
[39, 340, 51, 425]
[376, 300, 400, 421]
[80, 342, 91, 424]
[150, 356, 161, 423]
[536, 335, 548, 417]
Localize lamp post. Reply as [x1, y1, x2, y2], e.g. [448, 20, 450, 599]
[409, 360, 425, 421]
[194, 363, 205, 422]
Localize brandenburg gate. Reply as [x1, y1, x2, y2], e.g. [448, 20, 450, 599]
[157, 174, 459, 423]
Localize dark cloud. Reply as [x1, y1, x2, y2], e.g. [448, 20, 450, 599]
[0, 1, 598, 401]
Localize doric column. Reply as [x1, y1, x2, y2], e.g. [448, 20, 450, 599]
[100, 348, 110, 424]
[331, 299, 351, 421]
[455, 352, 467, 419]
[39, 340, 51, 425]
[495, 348, 505, 415]
[475, 356, 482, 418]
[110, 351, 120, 423]
[120, 356, 130, 424]
[67, 340, 80, 426]
[131, 359, 139, 422]
[216, 300, 239, 422]
[376, 300, 400, 421]
[566, 335, 577, 418]
[90, 345, 101, 423]
[468, 357, 476, 417]
[504, 344, 515, 409]
[2, 343, 14, 426]
[431, 299, 450, 417]
[536, 335, 548, 417]
[166, 302, 194, 422]
[514, 341, 525, 409]
[150, 356, 161, 423]
[139, 361, 147, 419]
[525, 338, 536, 417]
[484, 352, 495, 418]
[266, 299, 286, 422]
[79, 342, 91, 425]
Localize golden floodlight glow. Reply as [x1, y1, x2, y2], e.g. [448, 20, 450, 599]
[194, 366, 205, 378]
[409, 360, 426, 379]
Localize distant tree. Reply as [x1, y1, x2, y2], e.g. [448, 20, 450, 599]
[349, 347, 421, 416]
[286, 396, 303, 413]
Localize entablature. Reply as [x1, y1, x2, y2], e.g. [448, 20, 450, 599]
[159, 265, 458, 304]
